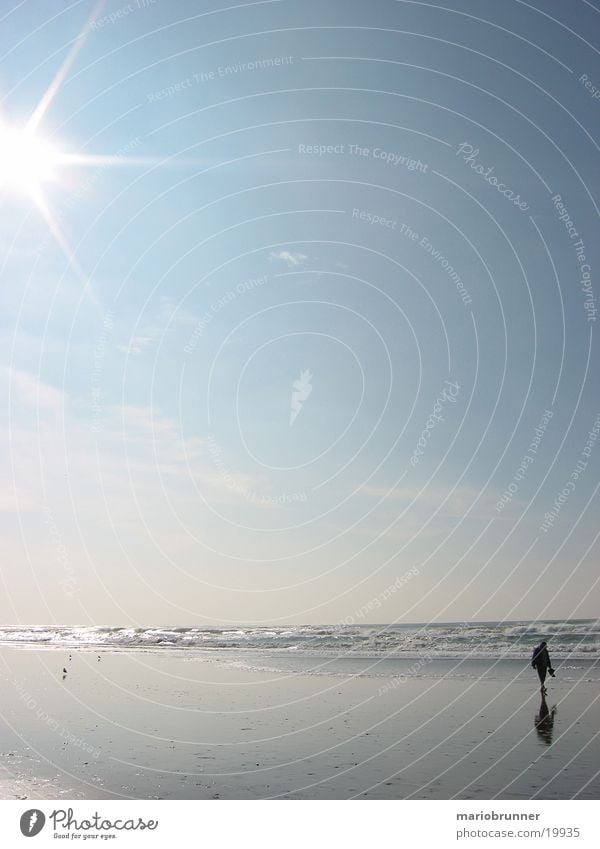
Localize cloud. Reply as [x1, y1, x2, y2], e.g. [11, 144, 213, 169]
[90, 404, 270, 506]
[0, 398, 272, 530]
[116, 336, 153, 356]
[0, 485, 40, 512]
[359, 482, 500, 522]
[157, 296, 198, 326]
[269, 250, 307, 268]
[116, 297, 198, 356]
[1, 365, 63, 410]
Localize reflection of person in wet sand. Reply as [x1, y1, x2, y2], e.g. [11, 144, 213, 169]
[531, 640, 555, 693]
[534, 692, 557, 745]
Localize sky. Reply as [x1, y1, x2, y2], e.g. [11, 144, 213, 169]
[0, 0, 599, 626]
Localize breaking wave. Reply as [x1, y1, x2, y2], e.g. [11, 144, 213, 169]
[0, 620, 597, 660]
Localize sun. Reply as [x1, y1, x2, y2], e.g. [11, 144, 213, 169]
[0, 124, 63, 198]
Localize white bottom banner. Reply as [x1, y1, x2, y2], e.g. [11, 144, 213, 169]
[0, 800, 597, 848]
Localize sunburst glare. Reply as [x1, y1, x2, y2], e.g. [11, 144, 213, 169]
[0, 124, 63, 198]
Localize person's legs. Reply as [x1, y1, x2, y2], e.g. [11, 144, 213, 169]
[537, 666, 547, 692]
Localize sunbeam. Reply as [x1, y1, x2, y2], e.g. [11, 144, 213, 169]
[31, 185, 104, 318]
[25, 0, 106, 135]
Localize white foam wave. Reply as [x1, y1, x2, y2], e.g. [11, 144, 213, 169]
[0, 621, 597, 660]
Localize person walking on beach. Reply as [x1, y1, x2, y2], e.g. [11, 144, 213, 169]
[531, 640, 555, 693]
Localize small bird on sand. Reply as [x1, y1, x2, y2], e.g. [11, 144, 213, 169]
[62, 667, 68, 674]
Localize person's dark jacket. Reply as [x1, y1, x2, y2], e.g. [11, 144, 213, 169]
[532, 643, 554, 675]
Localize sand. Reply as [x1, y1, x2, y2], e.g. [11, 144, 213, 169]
[0, 646, 598, 799]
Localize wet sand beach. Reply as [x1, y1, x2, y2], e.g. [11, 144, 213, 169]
[0, 647, 598, 800]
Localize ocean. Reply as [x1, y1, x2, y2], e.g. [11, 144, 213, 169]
[0, 619, 597, 660]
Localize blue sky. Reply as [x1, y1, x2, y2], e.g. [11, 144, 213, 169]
[1, 0, 599, 625]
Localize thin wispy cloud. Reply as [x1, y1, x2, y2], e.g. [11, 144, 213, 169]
[116, 336, 153, 356]
[359, 482, 501, 522]
[0, 486, 40, 513]
[269, 250, 307, 268]
[1, 365, 63, 410]
[117, 297, 198, 356]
